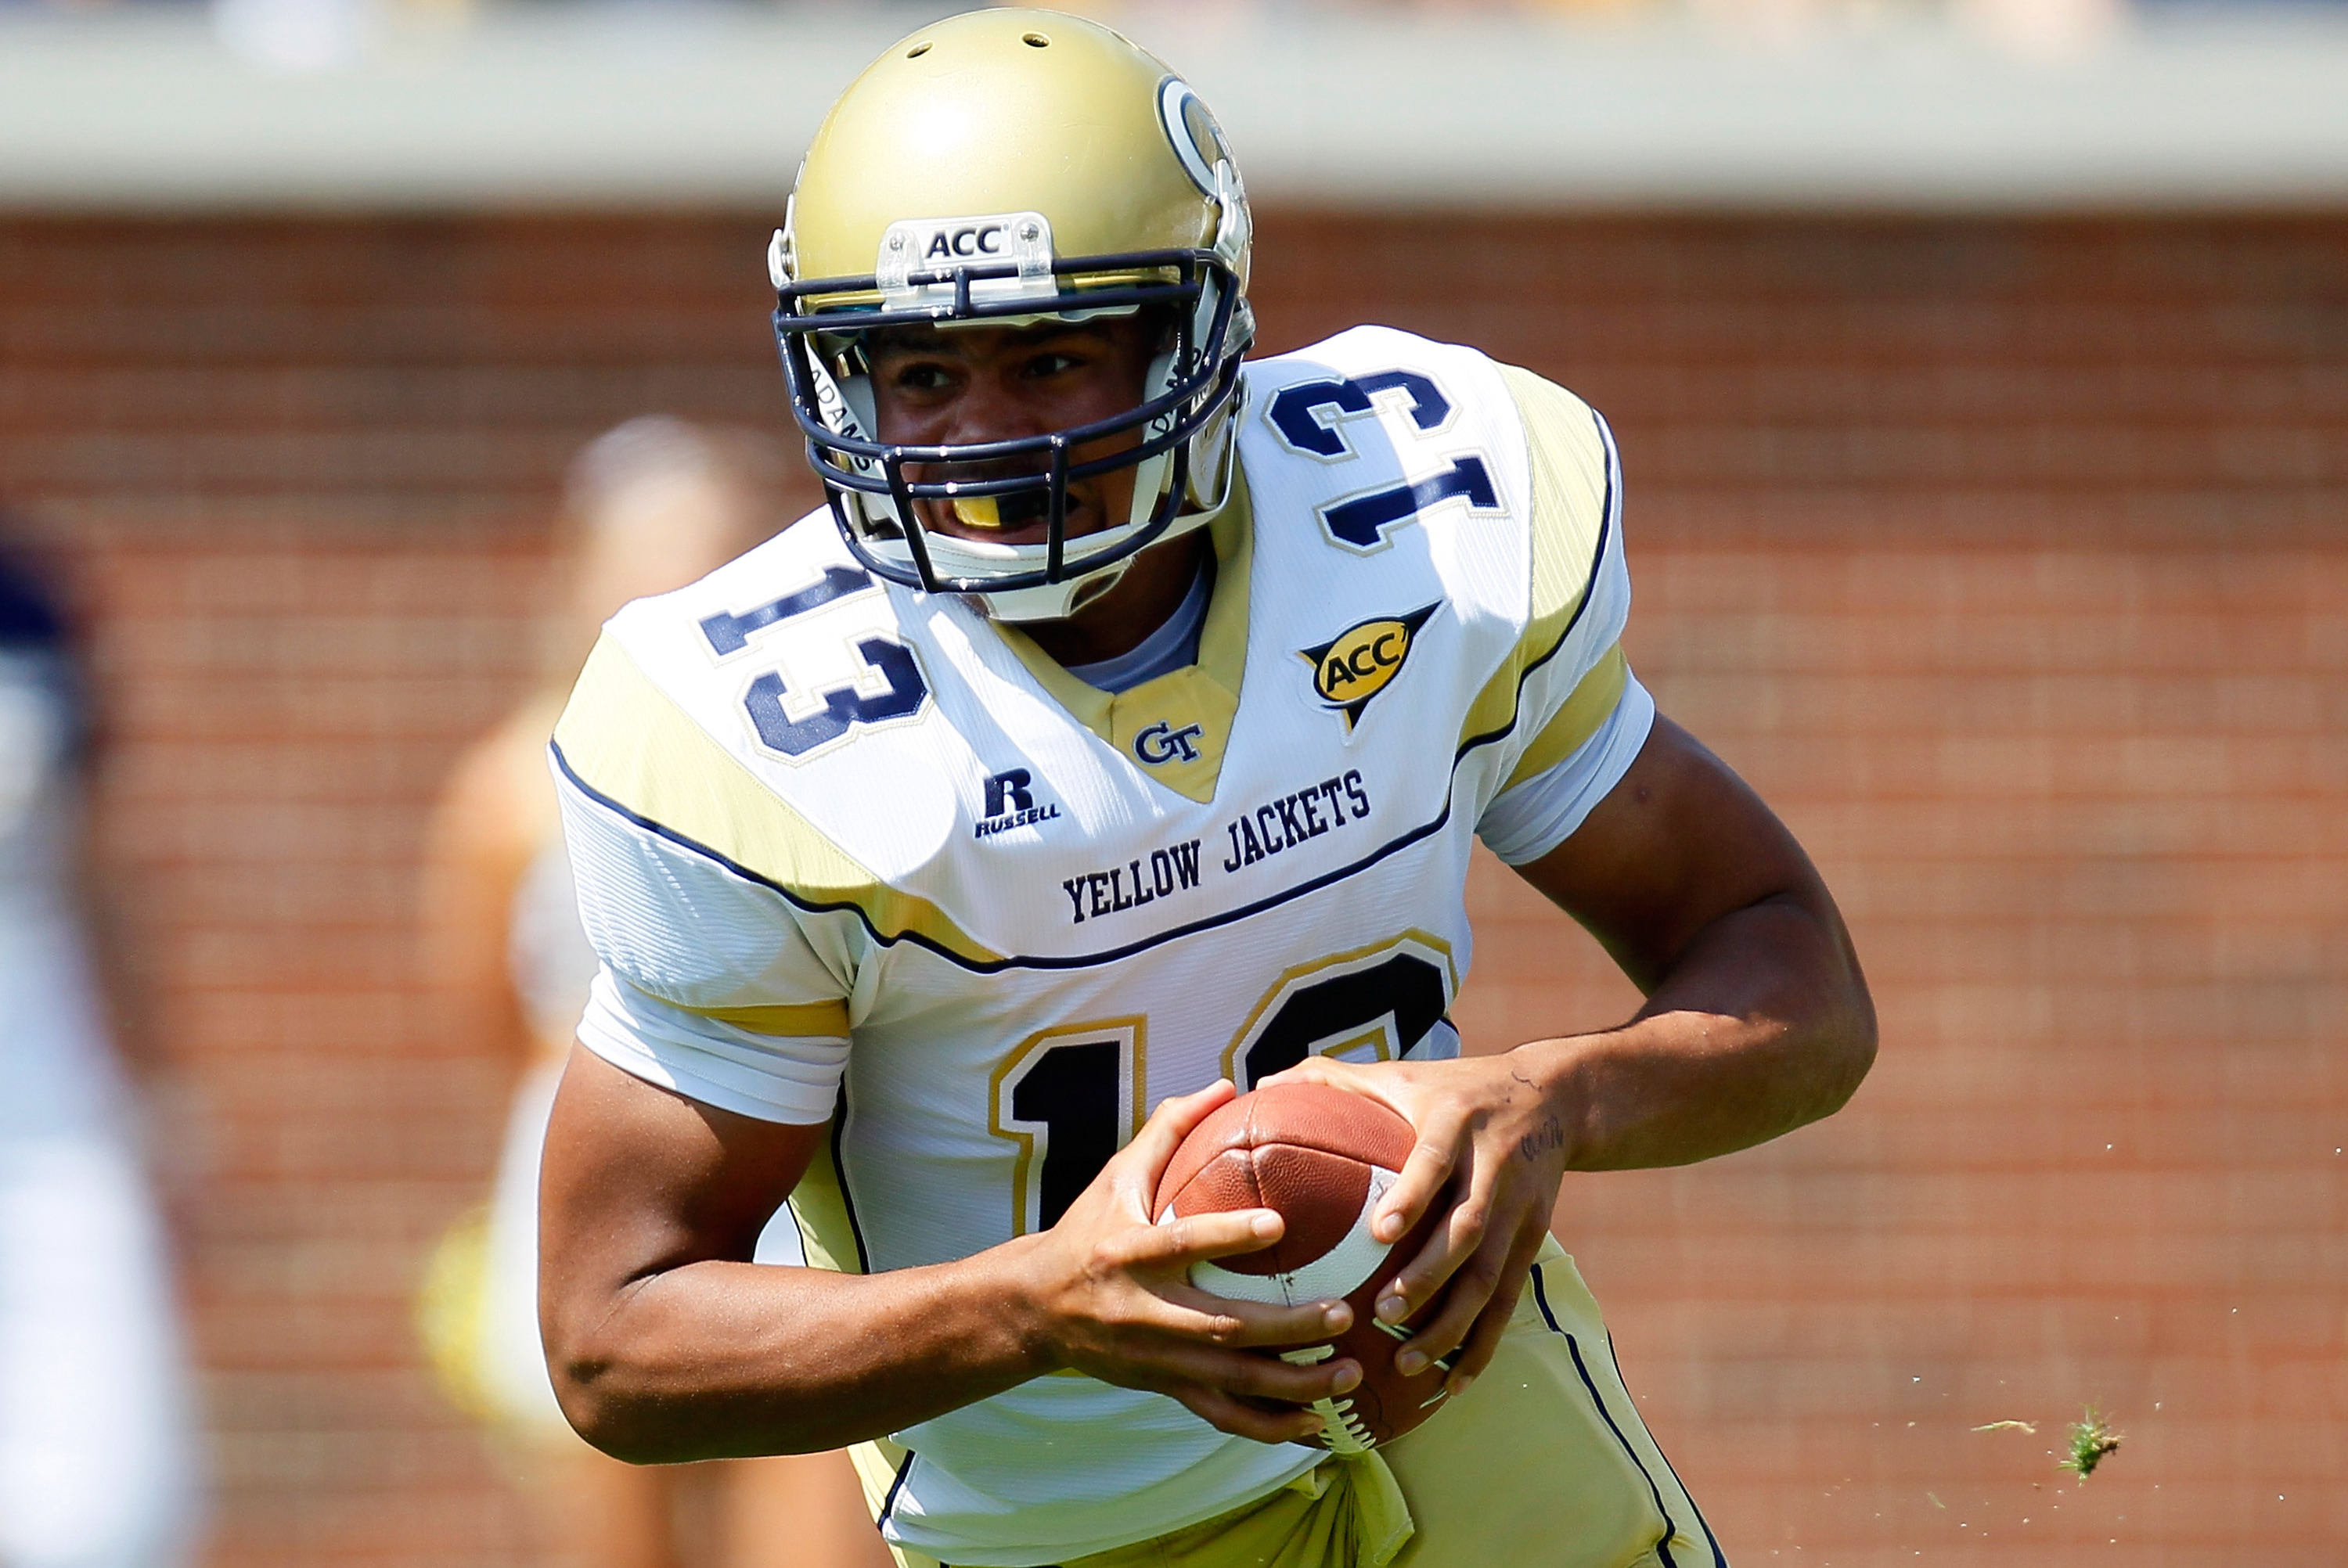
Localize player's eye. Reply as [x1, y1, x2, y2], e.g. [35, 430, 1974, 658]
[889, 361, 958, 392]
[1021, 350, 1085, 379]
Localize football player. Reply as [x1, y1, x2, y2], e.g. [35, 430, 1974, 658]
[535, 11, 1877, 1568]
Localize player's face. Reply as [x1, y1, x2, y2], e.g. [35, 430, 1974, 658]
[866, 316, 1161, 546]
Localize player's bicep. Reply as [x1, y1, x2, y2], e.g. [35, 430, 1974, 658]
[1509, 714, 1828, 993]
[539, 1044, 825, 1330]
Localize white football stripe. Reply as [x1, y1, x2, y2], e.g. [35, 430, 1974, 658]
[1181, 1166, 1399, 1306]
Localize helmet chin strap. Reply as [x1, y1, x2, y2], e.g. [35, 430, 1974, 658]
[965, 347, 1200, 624]
[971, 503, 1215, 624]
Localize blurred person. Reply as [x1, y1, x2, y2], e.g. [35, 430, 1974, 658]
[418, 419, 890, 1568]
[0, 523, 203, 1568]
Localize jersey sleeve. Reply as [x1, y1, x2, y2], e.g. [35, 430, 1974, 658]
[1476, 671, 1655, 864]
[1468, 365, 1646, 845]
[552, 632, 858, 1126]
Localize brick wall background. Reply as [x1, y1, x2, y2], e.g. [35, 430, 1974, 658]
[0, 212, 2339, 1566]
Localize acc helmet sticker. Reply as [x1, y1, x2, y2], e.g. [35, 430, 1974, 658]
[1298, 605, 1439, 732]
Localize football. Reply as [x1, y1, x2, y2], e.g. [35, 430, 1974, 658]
[1153, 1082, 1453, 1451]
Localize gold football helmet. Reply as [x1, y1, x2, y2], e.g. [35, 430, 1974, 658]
[770, 8, 1254, 621]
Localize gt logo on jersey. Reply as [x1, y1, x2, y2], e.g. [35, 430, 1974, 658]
[1132, 720, 1205, 766]
[1300, 605, 1437, 731]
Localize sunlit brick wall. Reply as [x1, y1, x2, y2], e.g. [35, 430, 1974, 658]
[0, 213, 2339, 1566]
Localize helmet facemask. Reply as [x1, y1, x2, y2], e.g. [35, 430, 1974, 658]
[772, 167, 1253, 623]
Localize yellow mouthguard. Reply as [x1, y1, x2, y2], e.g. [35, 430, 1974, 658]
[950, 494, 1003, 530]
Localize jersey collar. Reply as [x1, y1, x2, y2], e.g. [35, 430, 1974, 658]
[988, 465, 1255, 804]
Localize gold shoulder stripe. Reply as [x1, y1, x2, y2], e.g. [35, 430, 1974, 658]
[553, 635, 1002, 967]
[682, 999, 852, 1038]
[1500, 644, 1627, 793]
[1457, 365, 1615, 757]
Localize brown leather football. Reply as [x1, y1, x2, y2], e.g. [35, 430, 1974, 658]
[1153, 1082, 1453, 1451]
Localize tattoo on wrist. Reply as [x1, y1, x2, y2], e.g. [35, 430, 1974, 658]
[1518, 1115, 1564, 1164]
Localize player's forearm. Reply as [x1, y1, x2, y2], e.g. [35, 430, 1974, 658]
[550, 1237, 1055, 1462]
[1524, 890, 1876, 1171]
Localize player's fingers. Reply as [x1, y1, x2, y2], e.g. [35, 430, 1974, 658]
[1207, 1347, 1361, 1408]
[1255, 1052, 1346, 1089]
[1130, 1207, 1284, 1268]
[1261, 1055, 1417, 1124]
[1127, 1334, 1359, 1410]
[1169, 1386, 1328, 1447]
[1114, 1080, 1238, 1192]
[1374, 1146, 1486, 1324]
[1370, 1104, 1466, 1249]
[1159, 1282, 1352, 1349]
[1432, 1228, 1545, 1394]
[1389, 1206, 1514, 1372]
[1096, 1081, 1241, 1222]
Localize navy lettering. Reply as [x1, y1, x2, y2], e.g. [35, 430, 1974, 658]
[1255, 805, 1285, 854]
[1267, 370, 1451, 459]
[1061, 839, 1204, 923]
[985, 769, 1035, 817]
[744, 635, 927, 757]
[1217, 775, 1374, 874]
[699, 565, 873, 656]
[975, 802, 1060, 840]
[1323, 455, 1499, 551]
[1296, 790, 1327, 838]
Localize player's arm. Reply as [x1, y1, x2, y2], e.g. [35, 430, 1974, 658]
[1511, 711, 1877, 1171]
[1277, 715, 1874, 1394]
[1269, 369, 1872, 1397]
[537, 1048, 1359, 1462]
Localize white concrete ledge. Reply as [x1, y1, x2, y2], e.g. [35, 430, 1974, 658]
[2, 5, 2346, 212]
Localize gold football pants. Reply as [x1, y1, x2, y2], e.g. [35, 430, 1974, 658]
[856, 1242, 1724, 1568]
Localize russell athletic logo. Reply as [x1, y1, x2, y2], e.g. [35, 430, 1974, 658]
[1299, 605, 1438, 730]
[974, 768, 1061, 840]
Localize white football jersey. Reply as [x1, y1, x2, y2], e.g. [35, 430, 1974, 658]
[554, 326, 1637, 1566]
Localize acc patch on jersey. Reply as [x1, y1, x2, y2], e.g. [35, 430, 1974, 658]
[1299, 604, 1438, 731]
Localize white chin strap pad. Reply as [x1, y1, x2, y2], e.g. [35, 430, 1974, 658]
[970, 502, 1217, 624]
[974, 560, 1138, 624]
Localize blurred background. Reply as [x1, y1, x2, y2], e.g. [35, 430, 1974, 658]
[0, 0, 2342, 1564]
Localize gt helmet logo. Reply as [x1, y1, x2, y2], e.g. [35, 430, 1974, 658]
[1300, 605, 1439, 731]
[1158, 76, 1227, 198]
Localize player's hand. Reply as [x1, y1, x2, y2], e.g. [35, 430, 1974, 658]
[1017, 1079, 1361, 1444]
[1259, 1052, 1573, 1397]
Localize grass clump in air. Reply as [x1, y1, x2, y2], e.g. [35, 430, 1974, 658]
[2059, 1407, 2122, 1480]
